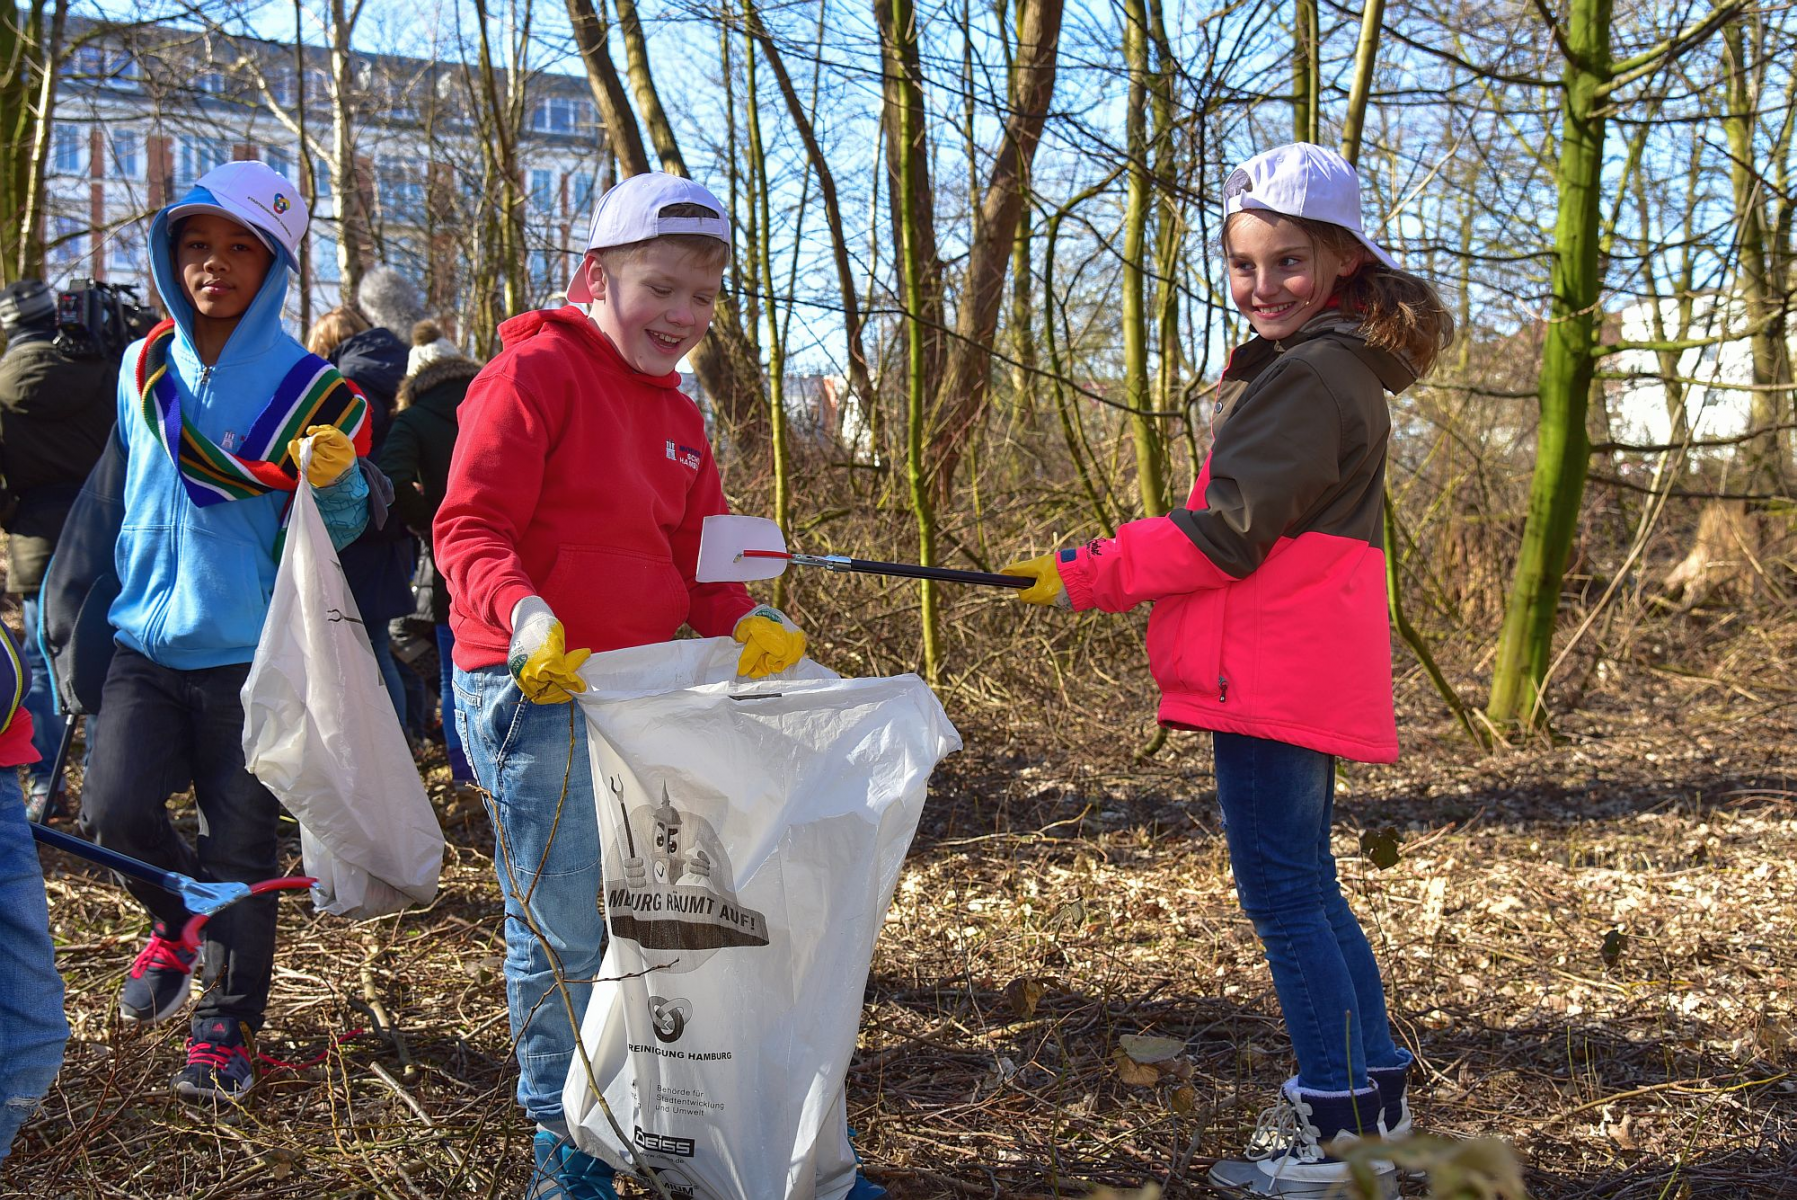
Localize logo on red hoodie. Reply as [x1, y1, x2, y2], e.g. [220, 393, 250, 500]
[665, 440, 701, 470]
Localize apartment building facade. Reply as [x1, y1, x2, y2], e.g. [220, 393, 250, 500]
[42, 19, 610, 340]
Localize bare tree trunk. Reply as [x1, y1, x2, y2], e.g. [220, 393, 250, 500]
[564, 0, 649, 174]
[889, 0, 939, 680]
[740, 0, 875, 426]
[9, 0, 64, 284]
[1121, 0, 1168, 517]
[1723, 18, 1792, 495]
[928, 0, 1066, 493]
[1339, 0, 1386, 165]
[1293, 0, 1318, 143]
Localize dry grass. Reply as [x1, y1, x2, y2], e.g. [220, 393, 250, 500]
[4, 605, 1796, 1199]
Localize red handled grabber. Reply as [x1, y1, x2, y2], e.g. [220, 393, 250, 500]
[696, 514, 1032, 590]
[30, 821, 315, 953]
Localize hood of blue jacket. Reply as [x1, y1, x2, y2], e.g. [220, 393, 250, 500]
[148, 183, 296, 368]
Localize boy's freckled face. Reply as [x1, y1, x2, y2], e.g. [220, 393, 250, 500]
[176, 213, 273, 324]
[1225, 211, 1359, 341]
[584, 242, 723, 375]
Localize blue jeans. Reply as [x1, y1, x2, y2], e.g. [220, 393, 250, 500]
[369, 624, 407, 731]
[0, 768, 68, 1160]
[454, 664, 604, 1126]
[1213, 731, 1406, 1092]
[20, 596, 61, 791]
[435, 625, 468, 779]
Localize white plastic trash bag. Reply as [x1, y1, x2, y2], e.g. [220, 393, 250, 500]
[562, 637, 959, 1200]
[241, 447, 444, 918]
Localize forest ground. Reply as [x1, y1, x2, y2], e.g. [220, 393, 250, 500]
[3, 609, 1794, 1199]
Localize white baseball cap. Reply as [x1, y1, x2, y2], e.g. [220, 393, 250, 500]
[1222, 143, 1397, 270]
[567, 171, 731, 304]
[165, 160, 308, 264]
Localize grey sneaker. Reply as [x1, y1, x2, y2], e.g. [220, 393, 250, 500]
[1207, 1078, 1398, 1197]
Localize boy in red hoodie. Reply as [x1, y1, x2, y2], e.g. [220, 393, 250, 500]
[435, 173, 821, 1200]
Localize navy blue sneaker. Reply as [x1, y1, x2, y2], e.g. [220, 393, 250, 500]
[529, 1130, 619, 1200]
[119, 924, 198, 1024]
[172, 1017, 256, 1103]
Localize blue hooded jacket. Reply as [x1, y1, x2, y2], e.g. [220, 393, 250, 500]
[96, 185, 370, 669]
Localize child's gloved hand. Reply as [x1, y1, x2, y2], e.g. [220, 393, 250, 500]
[1000, 553, 1070, 608]
[289, 425, 357, 487]
[509, 596, 592, 704]
[733, 604, 807, 678]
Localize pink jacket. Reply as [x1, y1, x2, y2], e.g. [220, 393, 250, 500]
[1055, 318, 1415, 763]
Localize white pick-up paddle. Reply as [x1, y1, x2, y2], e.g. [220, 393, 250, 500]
[697, 514, 1031, 590]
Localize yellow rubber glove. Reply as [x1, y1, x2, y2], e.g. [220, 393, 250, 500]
[508, 596, 592, 704]
[288, 424, 356, 487]
[1001, 553, 1071, 607]
[733, 604, 807, 678]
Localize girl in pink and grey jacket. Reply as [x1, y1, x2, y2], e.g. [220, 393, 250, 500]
[1004, 144, 1454, 1199]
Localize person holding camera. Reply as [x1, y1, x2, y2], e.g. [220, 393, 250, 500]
[0, 280, 119, 815]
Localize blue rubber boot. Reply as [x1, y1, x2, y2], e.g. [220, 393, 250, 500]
[528, 1130, 619, 1200]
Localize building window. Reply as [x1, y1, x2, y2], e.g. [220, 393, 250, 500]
[47, 215, 87, 284]
[312, 230, 342, 282]
[111, 225, 147, 277]
[110, 130, 141, 179]
[379, 156, 425, 218]
[52, 124, 85, 175]
[530, 95, 591, 135]
[569, 170, 595, 219]
[268, 67, 296, 108]
[313, 156, 332, 200]
[529, 247, 555, 292]
[104, 48, 140, 90]
[65, 44, 105, 79]
[264, 146, 295, 184]
[196, 69, 228, 97]
[389, 234, 426, 277]
[177, 136, 231, 188]
[304, 68, 330, 106]
[529, 168, 555, 212]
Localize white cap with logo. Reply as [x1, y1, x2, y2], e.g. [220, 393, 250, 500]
[1222, 143, 1397, 270]
[165, 160, 309, 264]
[567, 171, 731, 304]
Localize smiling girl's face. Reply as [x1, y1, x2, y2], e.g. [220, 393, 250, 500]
[1225, 211, 1362, 341]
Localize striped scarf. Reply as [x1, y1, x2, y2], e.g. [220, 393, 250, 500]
[136, 319, 370, 508]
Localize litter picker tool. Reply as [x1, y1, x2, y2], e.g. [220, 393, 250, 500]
[697, 515, 1032, 591]
[30, 821, 315, 952]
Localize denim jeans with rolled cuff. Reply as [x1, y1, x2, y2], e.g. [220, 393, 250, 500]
[0, 768, 70, 1159]
[454, 663, 605, 1127]
[1212, 730, 1411, 1092]
[76, 647, 281, 1029]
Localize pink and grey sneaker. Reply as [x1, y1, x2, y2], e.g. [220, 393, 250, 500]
[119, 924, 198, 1024]
[172, 1017, 256, 1103]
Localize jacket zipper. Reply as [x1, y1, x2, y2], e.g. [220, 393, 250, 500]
[199, 363, 214, 386]
[1218, 674, 1229, 703]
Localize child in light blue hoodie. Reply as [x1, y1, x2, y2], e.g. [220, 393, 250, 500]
[53, 161, 373, 1103]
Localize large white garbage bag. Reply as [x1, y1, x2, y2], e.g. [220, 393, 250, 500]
[562, 638, 959, 1200]
[240, 451, 444, 918]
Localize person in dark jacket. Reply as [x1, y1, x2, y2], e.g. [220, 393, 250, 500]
[0, 279, 117, 810]
[308, 266, 423, 735]
[379, 320, 481, 786]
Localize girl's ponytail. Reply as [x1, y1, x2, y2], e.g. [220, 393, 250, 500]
[1286, 215, 1457, 376]
[1335, 262, 1456, 376]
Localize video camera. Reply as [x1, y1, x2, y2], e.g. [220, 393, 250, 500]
[54, 278, 157, 361]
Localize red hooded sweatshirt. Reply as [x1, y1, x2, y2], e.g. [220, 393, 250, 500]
[435, 307, 755, 671]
